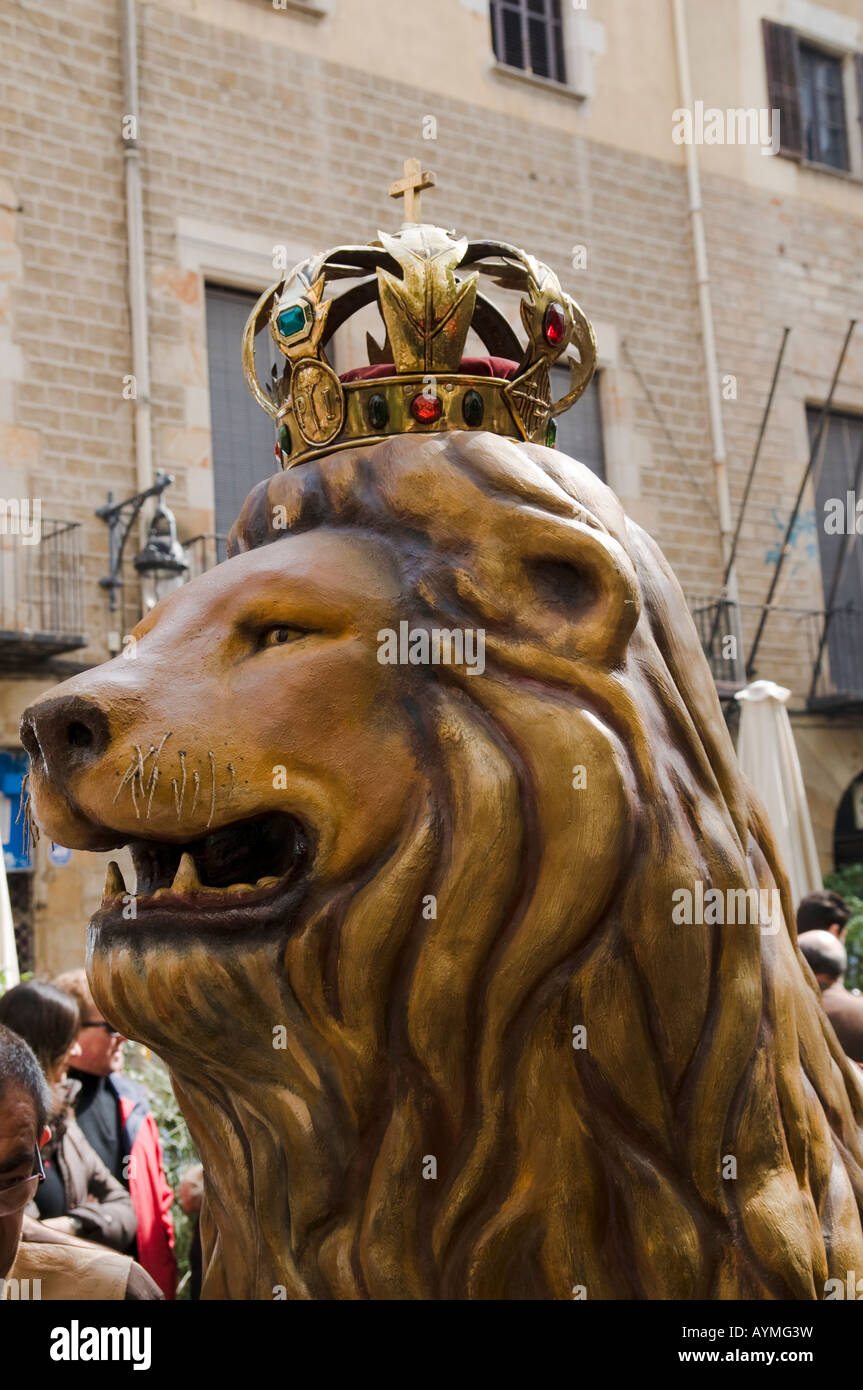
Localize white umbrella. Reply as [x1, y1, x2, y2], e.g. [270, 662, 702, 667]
[0, 854, 19, 989]
[735, 679, 822, 909]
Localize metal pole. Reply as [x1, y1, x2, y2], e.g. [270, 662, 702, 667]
[746, 318, 856, 676]
[671, 0, 744, 684]
[723, 327, 791, 592]
[808, 425, 863, 700]
[706, 326, 791, 658]
[120, 0, 153, 519]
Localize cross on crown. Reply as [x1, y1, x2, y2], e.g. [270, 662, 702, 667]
[388, 157, 437, 223]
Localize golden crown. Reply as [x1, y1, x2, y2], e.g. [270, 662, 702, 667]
[243, 160, 597, 469]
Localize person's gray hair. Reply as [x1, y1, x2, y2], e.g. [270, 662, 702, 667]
[798, 929, 847, 981]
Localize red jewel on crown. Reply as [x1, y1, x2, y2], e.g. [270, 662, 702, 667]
[410, 392, 442, 424]
[543, 302, 566, 347]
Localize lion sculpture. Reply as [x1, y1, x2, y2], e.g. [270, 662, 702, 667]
[22, 431, 863, 1299]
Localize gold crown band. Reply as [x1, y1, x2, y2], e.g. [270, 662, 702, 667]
[273, 371, 555, 469]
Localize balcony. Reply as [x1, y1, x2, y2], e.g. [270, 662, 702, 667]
[690, 597, 863, 711]
[0, 519, 88, 667]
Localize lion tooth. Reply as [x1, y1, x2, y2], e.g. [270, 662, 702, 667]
[256, 876, 279, 889]
[103, 861, 126, 901]
[227, 883, 253, 895]
[171, 851, 201, 893]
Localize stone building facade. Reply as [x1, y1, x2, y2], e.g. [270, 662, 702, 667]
[1, 0, 862, 970]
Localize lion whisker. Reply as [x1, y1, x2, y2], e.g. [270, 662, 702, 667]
[207, 750, 216, 829]
[146, 766, 160, 820]
[149, 731, 172, 778]
[226, 762, 235, 806]
[23, 796, 39, 857]
[143, 731, 172, 815]
[15, 772, 29, 826]
[191, 770, 200, 819]
[17, 779, 38, 860]
[130, 744, 147, 819]
[137, 744, 156, 813]
[113, 755, 140, 805]
[179, 751, 187, 816]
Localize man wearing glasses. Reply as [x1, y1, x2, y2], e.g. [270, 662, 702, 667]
[54, 971, 177, 1300]
[0, 1024, 160, 1300]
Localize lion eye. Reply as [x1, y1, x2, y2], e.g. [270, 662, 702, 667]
[262, 626, 303, 648]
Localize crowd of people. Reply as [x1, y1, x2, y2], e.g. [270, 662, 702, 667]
[0, 892, 861, 1301]
[0, 968, 202, 1302]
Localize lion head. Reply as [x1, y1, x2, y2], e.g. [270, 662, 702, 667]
[22, 430, 863, 1299]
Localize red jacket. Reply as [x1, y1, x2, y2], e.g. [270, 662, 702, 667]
[112, 1074, 177, 1299]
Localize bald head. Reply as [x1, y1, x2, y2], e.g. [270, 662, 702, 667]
[799, 930, 847, 988]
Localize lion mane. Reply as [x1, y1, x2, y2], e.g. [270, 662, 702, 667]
[89, 430, 863, 1299]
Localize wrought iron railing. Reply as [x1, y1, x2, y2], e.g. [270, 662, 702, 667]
[183, 532, 228, 580]
[807, 603, 863, 705]
[0, 518, 87, 658]
[689, 596, 863, 706]
[688, 596, 740, 687]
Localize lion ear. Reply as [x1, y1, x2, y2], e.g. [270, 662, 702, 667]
[458, 509, 641, 670]
[520, 516, 641, 667]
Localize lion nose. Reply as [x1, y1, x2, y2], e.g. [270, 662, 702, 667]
[21, 695, 110, 780]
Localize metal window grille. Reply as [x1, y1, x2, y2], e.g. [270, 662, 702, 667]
[799, 43, 850, 170]
[490, 0, 566, 84]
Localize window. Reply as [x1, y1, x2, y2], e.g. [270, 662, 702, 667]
[763, 19, 863, 173]
[552, 371, 604, 481]
[205, 284, 280, 544]
[808, 407, 863, 698]
[799, 44, 849, 170]
[490, 0, 565, 85]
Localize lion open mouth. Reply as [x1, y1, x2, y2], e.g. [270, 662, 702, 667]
[100, 811, 309, 920]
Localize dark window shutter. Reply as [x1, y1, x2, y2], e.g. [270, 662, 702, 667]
[762, 19, 803, 157]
